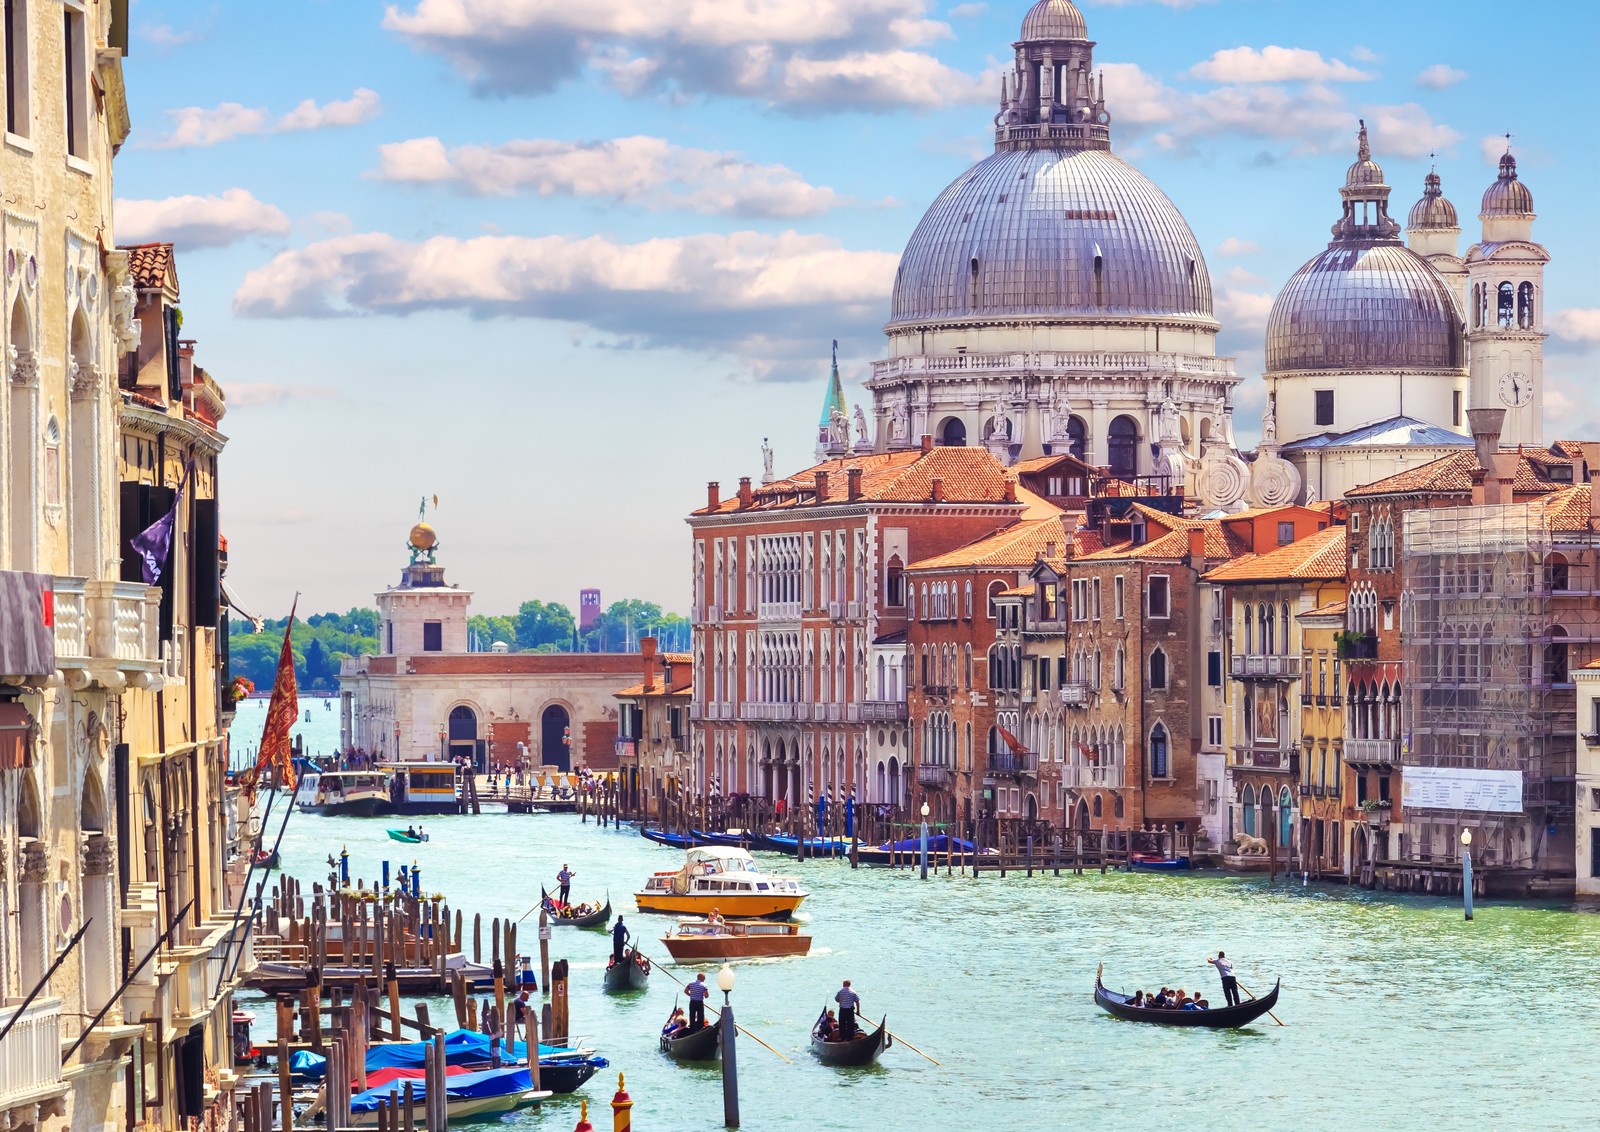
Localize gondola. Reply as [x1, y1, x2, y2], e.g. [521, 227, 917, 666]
[693, 829, 753, 848]
[1094, 968, 1280, 1029]
[659, 1020, 719, 1061]
[603, 945, 651, 992]
[760, 833, 849, 857]
[540, 888, 612, 929]
[810, 1013, 889, 1066]
[253, 848, 280, 869]
[641, 828, 704, 849]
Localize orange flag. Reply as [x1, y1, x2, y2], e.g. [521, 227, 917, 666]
[252, 602, 299, 795]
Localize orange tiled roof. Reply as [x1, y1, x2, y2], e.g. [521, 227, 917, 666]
[1541, 485, 1595, 531]
[1301, 599, 1347, 618]
[996, 585, 1031, 597]
[693, 447, 1019, 515]
[908, 513, 1076, 572]
[1552, 440, 1587, 460]
[124, 243, 175, 290]
[613, 681, 694, 699]
[1078, 505, 1251, 563]
[1345, 450, 1568, 499]
[1204, 525, 1348, 584]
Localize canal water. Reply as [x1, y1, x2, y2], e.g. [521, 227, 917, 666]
[233, 703, 1597, 1130]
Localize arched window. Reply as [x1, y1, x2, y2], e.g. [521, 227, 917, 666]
[1149, 648, 1167, 690]
[1242, 788, 1256, 836]
[1243, 603, 1253, 654]
[1113, 645, 1126, 691]
[1545, 627, 1570, 686]
[1279, 786, 1294, 848]
[1497, 281, 1515, 327]
[1092, 794, 1103, 818]
[940, 417, 967, 446]
[885, 555, 904, 607]
[1114, 794, 1125, 820]
[1517, 281, 1535, 328]
[1280, 602, 1292, 654]
[1067, 415, 1087, 461]
[1547, 553, 1570, 591]
[1107, 415, 1139, 479]
[1149, 723, 1168, 778]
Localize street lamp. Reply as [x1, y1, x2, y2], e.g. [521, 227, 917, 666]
[1461, 829, 1473, 921]
[717, 963, 739, 1128]
[920, 800, 931, 881]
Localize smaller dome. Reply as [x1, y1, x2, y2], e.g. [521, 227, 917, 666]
[1343, 120, 1385, 188]
[1407, 171, 1458, 230]
[409, 522, 437, 551]
[1481, 152, 1534, 217]
[1020, 0, 1088, 41]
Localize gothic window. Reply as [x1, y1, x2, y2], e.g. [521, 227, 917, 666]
[885, 556, 904, 607]
[1107, 415, 1139, 479]
[1517, 282, 1535, 329]
[1067, 415, 1087, 461]
[1497, 281, 1515, 328]
[1149, 723, 1169, 778]
[1149, 647, 1168, 690]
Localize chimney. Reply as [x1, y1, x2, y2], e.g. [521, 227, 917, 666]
[1188, 526, 1207, 565]
[737, 477, 753, 508]
[1466, 407, 1506, 472]
[1589, 465, 1600, 522]
[931, 477, 945, 503]
[920, 434, 933, 454]
[707, 481, 721, 510]
[815, 470, 830, 501]
[847, 466, 863, 500]
[1004, 480, 1017, 504]
[641, 636, 658, 692]
[1044, 540, 1057, 560]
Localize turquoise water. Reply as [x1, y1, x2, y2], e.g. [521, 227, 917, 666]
[238, 792, 1599, 1132]
[233, 695, 343, 764]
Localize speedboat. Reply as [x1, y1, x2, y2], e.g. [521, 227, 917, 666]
[661, 917, 810, 962]
[635, 846, 808, 920]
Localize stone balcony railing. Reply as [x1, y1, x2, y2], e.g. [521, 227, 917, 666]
[1229, 653, 1302, 679]
[861, 700, 908, 722]
[915, 763, 953, 790]
[0, 997, 66, 1107]
[1060, 684, 1090, 707]
[169, 919, 247, 1028]
[53, 578, 162, 689]
[1344, 738, 1400, 766]
[871, 349, 1237, 384]
[1061, 764, 1125, 789]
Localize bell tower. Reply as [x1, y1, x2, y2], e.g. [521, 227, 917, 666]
[1465, 146, 1548, 447]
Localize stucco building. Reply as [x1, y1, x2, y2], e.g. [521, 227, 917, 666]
[613, 637, 693, 818]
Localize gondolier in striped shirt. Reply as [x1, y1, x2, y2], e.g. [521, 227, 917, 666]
[686, 972, 709, 1031]
[835, 979, 861, 1040]
[556, 864, 575, 906]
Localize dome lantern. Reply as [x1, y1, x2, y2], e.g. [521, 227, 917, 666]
[1480, 147, 1534, 218]
[1407, 168, 1459, 232]
[1332, 120, 1400, 241]
[996, 1, 1110, 153]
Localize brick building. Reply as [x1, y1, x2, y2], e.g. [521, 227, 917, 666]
[614, 637, 693, 817]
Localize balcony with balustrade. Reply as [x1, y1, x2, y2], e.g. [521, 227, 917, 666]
[985, 750, 1037, 779]
[1060, 684, 1090, 707]
[1229, 653, 1302, 679]
[915, 763, 953, 790]
[52, 577, 163, 690]
[1344, 738, 1399, 767]
[1061, 764, 1125, 789]
[862, 700, 907, 722]
[0, 997, 67, 1109]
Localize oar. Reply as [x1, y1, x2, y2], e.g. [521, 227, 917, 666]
[1237, 980, 1286, 1027]
[873, 1015, 940, 1066]
[651, 958, 793, 1063]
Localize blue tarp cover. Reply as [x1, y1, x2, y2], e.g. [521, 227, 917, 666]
[364, 1030, 588, 1072]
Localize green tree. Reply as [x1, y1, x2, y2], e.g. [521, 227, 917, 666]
[468, 614, 519, 650]
[515, 601, 576, 651]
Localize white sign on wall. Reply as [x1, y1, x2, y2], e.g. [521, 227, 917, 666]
[1401, 766, 1523, 813]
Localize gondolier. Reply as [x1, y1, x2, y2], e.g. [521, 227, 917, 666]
[686, 972, 709, 1030]
[834, 979, 861, 1040]
[611, 916, 631, 964]
[1208, 951, 1240, 1007]
[557, 864, 575, 906]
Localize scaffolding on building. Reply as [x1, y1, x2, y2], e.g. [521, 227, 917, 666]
[1401, 499, 1571, 870]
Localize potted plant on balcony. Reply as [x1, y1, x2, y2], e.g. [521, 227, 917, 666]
[226, 675, 255, 710]
[1360, 798, 1391, 826]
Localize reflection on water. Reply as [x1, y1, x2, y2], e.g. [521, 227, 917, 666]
[238, 808, 1598, 1130]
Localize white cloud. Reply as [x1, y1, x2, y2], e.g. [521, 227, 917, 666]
[1216, 289, 1276, 333]
[1349, 45, 1380, 63]
[1097, 61, 1178, 127]
[147, 89, 381, 148]
[1189, 46, 1372, 84]
[1224, 265, 1266, 287]
[373, 135, 850, 217]
[139, 23, 202, 48]
[947, 3, 987, 16]
[1548, 308, 1600, 344]
[1363, 103, 1459, 158]
[1216, 237, 1260, 257]
[233, 229, 899, 378]
[1182, 82, 1351, 151]
[382, 0, 978, 111]
[1480, 134, 1511, 166]
[1415, 63, 1467, 90]
[115, 189, 292, 248]
[227, 383, 337, 408]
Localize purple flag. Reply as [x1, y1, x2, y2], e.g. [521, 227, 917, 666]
[130, 460, 193, 585]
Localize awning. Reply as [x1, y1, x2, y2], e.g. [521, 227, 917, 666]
[221, 578, 263, 631]
[0, 701, 35, 770]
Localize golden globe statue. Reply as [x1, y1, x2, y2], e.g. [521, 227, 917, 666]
[409, 522, 437, 550]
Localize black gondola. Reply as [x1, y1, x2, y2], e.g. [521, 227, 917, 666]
[1094, 968, 1281, 1029]
[603, 945, 650, 992]
[660, 1021, 719, 1061]
[810, 1013, 889, 1066]
[541, 888, 612, 929]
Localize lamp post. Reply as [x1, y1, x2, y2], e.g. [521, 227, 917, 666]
[919, 801, 930, 881]
[1461, 829, 1473, 921]
[717, 963, 739, 1128]
[394, 723, 401, 761]
[438, 725, 446, 763]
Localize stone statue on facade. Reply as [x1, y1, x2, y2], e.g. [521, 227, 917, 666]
[1159, 399, 1181, 443]
[761, 437, 775, 484]
[829, 408, 850, 450]
[989, 398, 1011, 442]
[1261, 397, 1278, 446]
[853, 405, 870, 450]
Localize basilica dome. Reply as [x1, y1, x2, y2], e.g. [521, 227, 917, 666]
[1481, 152, 1534, 217]
[888, 147, 1215, 329]
[1020, 0, 1088, 41]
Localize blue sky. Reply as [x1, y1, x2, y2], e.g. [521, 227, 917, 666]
[115, 0, 1600, 620]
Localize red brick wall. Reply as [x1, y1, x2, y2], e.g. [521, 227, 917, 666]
[583, 719, 619, 770]
[489, 720, 531, 770]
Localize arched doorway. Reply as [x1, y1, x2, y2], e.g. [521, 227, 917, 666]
[1025, 793, 1038, 822]
[540, 705, 571, 771]
[448, 705, 480, 771]
[887, 756, 899, 804]
[1075, 798, 1090, 831]
[938, 417, 967, 446]
[1108, 415, 1140, 478]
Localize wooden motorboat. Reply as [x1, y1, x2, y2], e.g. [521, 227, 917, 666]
[810, 1013, 888, 1067]
[661, 918, 810, 963]
[603, 946, 651, 992]
[1094, 969, 1280, 1029]
[541, 888, 611, 928]
[635, 847, 808, 920]
[659, 1021, 719, 1061]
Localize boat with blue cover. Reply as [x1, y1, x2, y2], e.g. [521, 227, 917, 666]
[1129, 852, 1192, 872]
[758, 833, 849, 857]
[294, 1029, 607, 1094]
[641, 828, 704, 849]
[347, 1066, 550, 1126]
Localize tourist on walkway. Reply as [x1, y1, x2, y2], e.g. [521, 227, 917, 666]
[557, 864, 575, 906]
[835, 979, 861, 1039]
[1208, 951, 1240, 1007]
[686, 972, 709, 1030]
[611, 916, 631, 964]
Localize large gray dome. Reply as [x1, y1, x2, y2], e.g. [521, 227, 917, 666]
[888, 147, 1215, 330]
[1020, 0, 1088, 41]
[1266, 243, 1462, 373]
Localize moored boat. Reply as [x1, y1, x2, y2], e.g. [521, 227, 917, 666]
[1094, 968, 1280, 1029]
[382, 762, 462, 815]
[541, 888, 611, 928]
[659, 1020, 719, 1061]
[693, 829, 754, 848]
[810, 1013, 888, 1066]
[299, 771, 392, 817]
[603, 946, 651, 992]
[759, 833, 849, 857]
[641, 827, 704, 849]
[1130, 853, 1191, 871]
[661, 918, 810, 963]
[635, 847, 808, 920]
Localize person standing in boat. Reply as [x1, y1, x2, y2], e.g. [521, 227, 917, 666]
[1208, 952, 1241, 1007]
[835, 980, 861, 1040]
[686, 972, 709, 1031]
[557, 864, 575, 907]
[611, 916, 631, 964]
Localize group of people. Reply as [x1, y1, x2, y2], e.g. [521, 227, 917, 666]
[1127, 987, 1210, 1011]
[661, 1006, 703, 1038]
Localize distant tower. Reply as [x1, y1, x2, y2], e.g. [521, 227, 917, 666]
[1406, 165, 1469, 344]
[815, 339, 848, 460]
[579, 588, 602, 632]
[376, 520, 472, 655]
[1466, 145, 1548, 447]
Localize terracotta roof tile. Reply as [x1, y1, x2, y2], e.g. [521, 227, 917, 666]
[1302, 599, 1347, 617]
[123, 243, 175, 290]
[693, 447, 1019, 515]
[1204, 526, 1348, 583]
[908, 514, 1077, 572]
[1345, 450, 1568, 499]
[1541, 485, 1595, 531]
[996, 585, 1031, 597]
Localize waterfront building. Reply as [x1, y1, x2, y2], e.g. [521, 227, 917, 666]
[1577, 660, 1600, 897]
[687, 441, 1027, 808]
[1295, 596, 1353, 878]
[1205, 524, 1349, 863]
[338, 526, 638, 772]
[613, 637, 693, 818]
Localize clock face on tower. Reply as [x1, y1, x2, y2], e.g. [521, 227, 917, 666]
[1498, 371, 1532, 408]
